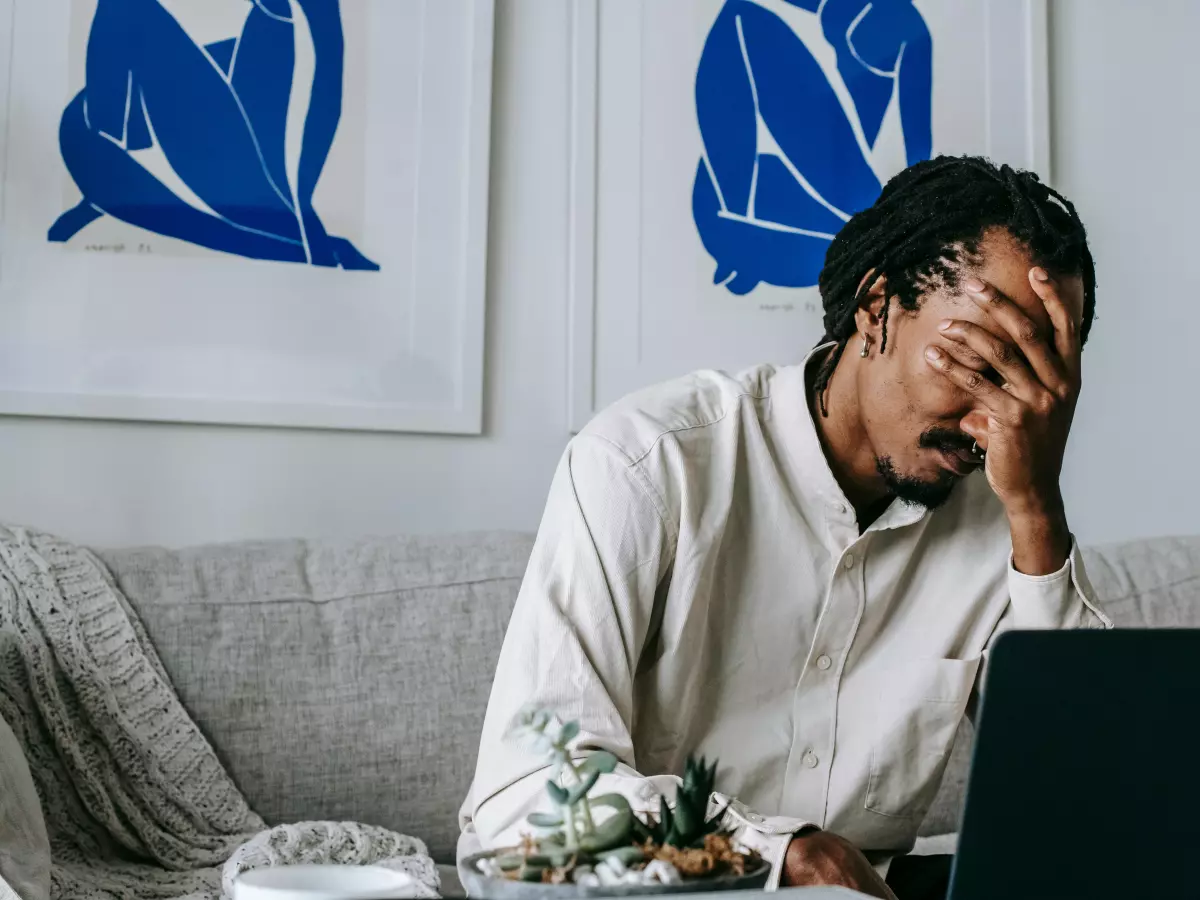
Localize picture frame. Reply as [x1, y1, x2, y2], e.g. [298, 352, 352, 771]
[0, 0, 495, 434]
[567, 0, 1050, 431]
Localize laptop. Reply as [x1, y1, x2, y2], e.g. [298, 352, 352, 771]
[946, 629, 1200, 900]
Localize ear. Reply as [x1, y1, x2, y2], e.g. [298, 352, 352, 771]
[852, 270, 889, 337]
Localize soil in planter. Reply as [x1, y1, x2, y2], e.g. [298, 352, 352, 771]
[497, 833, 760, 886]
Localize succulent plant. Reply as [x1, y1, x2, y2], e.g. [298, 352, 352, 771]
[500, 708, 738, 885]
[513, 708, 632, 855]
[632, 756, 728, 849]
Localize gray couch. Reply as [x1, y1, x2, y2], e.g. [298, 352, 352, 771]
[95, 532, 1200, 870]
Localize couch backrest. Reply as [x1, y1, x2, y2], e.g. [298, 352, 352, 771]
[100, 533, 1200, 859]
[97, 532, 534, 863]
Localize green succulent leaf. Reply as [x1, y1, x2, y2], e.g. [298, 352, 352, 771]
[657, 796, 673, 842]
[526, 851, 571, 868]
[526, 811, 563, 828]
[578, 793, 635, 853]
[558, 720, 580, 744]
[545, 780, 569, 806]
[630, 815, 653, 842]
[566, 769, 600, 804]
[519, 865, 547, 882]
[579, 751, 619, 776]
[672, 795, 700, 842]
[705, 800, 732, 835]
[495, 854, 524, 871]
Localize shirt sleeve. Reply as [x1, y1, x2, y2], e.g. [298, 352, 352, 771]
[457, 435, 809, 890]
[1004, 538, 1113, 632]
[968, 539, 1112, 724]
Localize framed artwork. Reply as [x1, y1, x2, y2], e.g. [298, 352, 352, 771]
[0, 0, 494, 434]
[567, 0, 1049, 430]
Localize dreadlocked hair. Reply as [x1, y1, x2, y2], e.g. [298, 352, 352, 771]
[812, 155, 1095, 416]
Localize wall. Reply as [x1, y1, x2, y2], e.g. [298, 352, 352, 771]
[1051, 0, 1196, 545]
[0, 1, 1190, 549]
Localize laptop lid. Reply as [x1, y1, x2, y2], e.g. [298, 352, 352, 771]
[948, 629, 1200, 900]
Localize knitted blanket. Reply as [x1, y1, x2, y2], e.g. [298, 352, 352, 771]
[0, 526, 439, 900]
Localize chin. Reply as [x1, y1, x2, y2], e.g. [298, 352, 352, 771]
[876, 455, 961, 511]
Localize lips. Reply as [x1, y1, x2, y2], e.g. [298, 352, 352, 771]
[937, 447, 983, 476]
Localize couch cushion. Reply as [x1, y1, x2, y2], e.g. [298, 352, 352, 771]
[94, 532, 534, 864]
[1081, 536, 1200, 628]
[918, 535, 1200, 837]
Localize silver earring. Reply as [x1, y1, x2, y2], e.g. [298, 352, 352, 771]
[860, 334, 872, 358]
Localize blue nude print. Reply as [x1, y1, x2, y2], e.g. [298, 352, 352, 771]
[694, 0, 932, 294]
[49, 0, 379, 270]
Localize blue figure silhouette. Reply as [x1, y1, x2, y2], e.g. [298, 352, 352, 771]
[49, 0, 379, 270]
[694, 0, 931, 294]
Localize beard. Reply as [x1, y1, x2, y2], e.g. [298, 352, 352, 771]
[875, 455, 959, 510]
[875, 426, 979, 511]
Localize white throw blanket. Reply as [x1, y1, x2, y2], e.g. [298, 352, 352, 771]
[0, 525, 439, 900]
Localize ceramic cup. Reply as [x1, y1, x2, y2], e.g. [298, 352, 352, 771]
[232, 864, 416, 900]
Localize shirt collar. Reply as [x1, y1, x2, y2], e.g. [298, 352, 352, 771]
[770, 343, 928, 533]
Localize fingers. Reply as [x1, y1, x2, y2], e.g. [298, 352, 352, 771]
[1027, 267, 1082, 382]
[959, 410, 990, 450]
[924, 345, 1020, 419]
[937, 318, 1039, 399]
[962, 277, 1069, 394]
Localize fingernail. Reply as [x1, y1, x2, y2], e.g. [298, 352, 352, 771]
[925, 346, 943, 361]
[938, 319, 953, 331]
[1033, 268, 1050, 282]
[964, 277, 985, 292]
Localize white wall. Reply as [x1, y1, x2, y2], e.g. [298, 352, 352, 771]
[0, 1, 1190, 549]
[1052, 0, 1197, 545]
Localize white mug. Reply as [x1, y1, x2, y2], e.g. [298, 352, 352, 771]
[232, 864, 416, 900]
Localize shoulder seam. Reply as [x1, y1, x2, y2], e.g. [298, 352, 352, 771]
[621, 386, 772, 467]
[577, 432, 679, 550]
[579, 385, 771, 550]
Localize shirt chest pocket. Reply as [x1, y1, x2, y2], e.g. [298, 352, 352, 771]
[864, 656, 981, 820]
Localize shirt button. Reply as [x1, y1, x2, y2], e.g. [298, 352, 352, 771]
[816, 655, 832, 671]
[747, 812, 763, 823]
[843, 554, 855, 570]
[803, 751, 819, 768]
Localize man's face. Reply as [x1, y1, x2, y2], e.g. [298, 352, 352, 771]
[857, 228, 1085, 508]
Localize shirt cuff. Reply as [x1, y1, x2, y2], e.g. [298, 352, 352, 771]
[719, 795, 812, 891]
[1007, 538, 1113, 630]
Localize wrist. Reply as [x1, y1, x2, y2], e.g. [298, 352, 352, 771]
[1003, 487, 1066, 524]
[1007, 495, 1072, 576]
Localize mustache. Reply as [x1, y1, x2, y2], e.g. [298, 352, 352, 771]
[918, 426, 976, 453]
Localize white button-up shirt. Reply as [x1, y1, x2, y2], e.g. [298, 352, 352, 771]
[459, 351, 1111, 887]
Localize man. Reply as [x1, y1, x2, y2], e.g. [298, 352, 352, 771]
[459, 156, 1111, 900]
